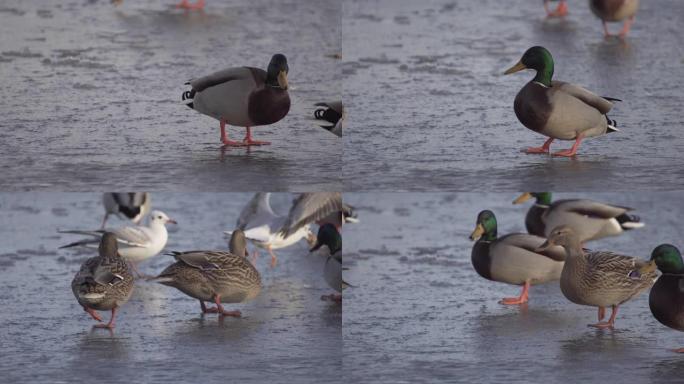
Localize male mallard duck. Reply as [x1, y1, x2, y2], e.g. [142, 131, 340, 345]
[539, 225, 657, 328]
[111, 0, 205, 10]
[469, 210, 566, 305]
[154, 230, 261, 317]
[60, 210, 177, 276]
[644, 244, 684, 352]
[504, 46, 620, 157]
[71, 233, 135, 329]
[182, 54, 290, 146]
[314, 101, 343, 137]
[589, 0, 639, 38]
[101, 192, 150, 229]
[513, 192, 643, 241]
[310, 223, 346, 302]
[544, 0, 569, 17]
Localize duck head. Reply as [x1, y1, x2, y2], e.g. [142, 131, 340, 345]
[310, 223, 341, 254]
[228, 229, 248, 258]
[504, 46, 554, 87]
[267, 54, 289, 90]
[537, 225, 580, 252]
[470, 210, 498, 241]
[513, 192, 552, 205]
[650, 244, 684, 274]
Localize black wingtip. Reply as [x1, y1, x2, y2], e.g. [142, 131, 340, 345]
[602, 96, 623, 102]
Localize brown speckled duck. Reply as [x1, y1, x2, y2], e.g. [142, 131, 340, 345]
[589, 0, 639, 38]
[71, 232, 135, 329]
[504, 46, 620, 157]
[539, 225, 657, 328]
[644, 244, 684, 353]
[154, 230, 261, 317]
[469, 210, 566, 305]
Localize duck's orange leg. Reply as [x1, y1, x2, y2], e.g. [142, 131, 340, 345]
[589, 305, 618, 329]
[84, 306, 103, 322]
[93, 307, 118, 329]
[213, 295, 241, 317]
[552, 133, 584, 157]
[499, 280, 530, 305]
[242, 127, 271, 146]
[618, 16, 635, 38]
[525, 137, 554, 154]
[176, 0, 205, 10]
[220, 119, 247, 146]
[545, 0, 568, 17]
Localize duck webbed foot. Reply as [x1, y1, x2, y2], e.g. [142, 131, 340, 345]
[499, 281, 530, 305]
[242, 127, 271, 146]
[524, 137, 554, 154]
[545, 0, 568, 18]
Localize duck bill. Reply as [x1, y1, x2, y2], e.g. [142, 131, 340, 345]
[504, 61, 527, 75]
[469, 223, 485, 241]
[513, 192, 533, 204]
[639, 260, 658, 274]
[536, 240, 554, 252]
[277, 70, 289, 90]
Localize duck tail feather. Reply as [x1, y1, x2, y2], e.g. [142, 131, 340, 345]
[617, 213, 644, 230]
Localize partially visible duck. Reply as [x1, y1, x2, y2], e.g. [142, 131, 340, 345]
[589, 0, 639, 38]
[310, 223, 346, 302]
[513, 192, 643, 241]
[314, 101, 343, 137]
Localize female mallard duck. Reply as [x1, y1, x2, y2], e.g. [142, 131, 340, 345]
[154, 230, 261, 317]
[504, 46, 620, 157]
[469, 210, 566, 305]
[310, 223, 346, 302]
[645, 244, 684, 352]
[538, 225, 657, 328]
[71, 233, 135, 329]
[589, 0, 639, 38]
[513, 192, 643, 241]
[544, 0, 569, 17]
[182, 54, 290, 146]
[314, 101, 343, 137]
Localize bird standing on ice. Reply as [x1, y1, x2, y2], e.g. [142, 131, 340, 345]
[182, 54, 291, 146]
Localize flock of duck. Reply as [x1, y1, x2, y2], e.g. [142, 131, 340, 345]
[62, 192, 353, 329]
[504, 0, 639, 157]
[469, 192, 684, 352]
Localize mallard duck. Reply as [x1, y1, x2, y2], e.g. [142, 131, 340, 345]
[469, 210, 566, 305]
[182, 54, 290, 146]
[544, 0, 569, 17]
[154, 230, 261, 317]
[644, 244, 684, 353]
[504, 46, 620, 157]
[513, 192, 643, 241]
[310, 223, 346, 302]
[71, 233, 135, 329]
[101, 192, 150, 229]
[60, 210, 176, 275]
[111, 0, 205, 10]
[589, 0, 639, 38]
[539, 225, 657, 328]
[314, 101, 343, 137]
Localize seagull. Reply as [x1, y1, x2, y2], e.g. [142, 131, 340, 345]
[60, 210, 177, 276]
[101, 192, 151, 229]
[225, 193, 316, 268]
[277, 192, 358, 239]
[314, 101, 343, 137]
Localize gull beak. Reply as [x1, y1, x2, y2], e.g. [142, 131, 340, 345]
[513, 192, 533, 205]
[536, 239, 554, 253]
[469, 223, 485, 241]
[504, 60, 527, 75]
[277, 70, 289, 90]
[167, 219, 178, 225]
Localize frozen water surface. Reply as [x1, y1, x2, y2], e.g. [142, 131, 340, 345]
[343, 192, 684, 383]
[343, 0, 684, 191]
[0, 0, 341, 191]
[0, 193, 341, 383]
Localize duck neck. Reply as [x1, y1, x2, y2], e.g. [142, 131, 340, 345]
[561, 236, 584, 264]
[535, 192, 552, 206]
[533, 55, 554, 87]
